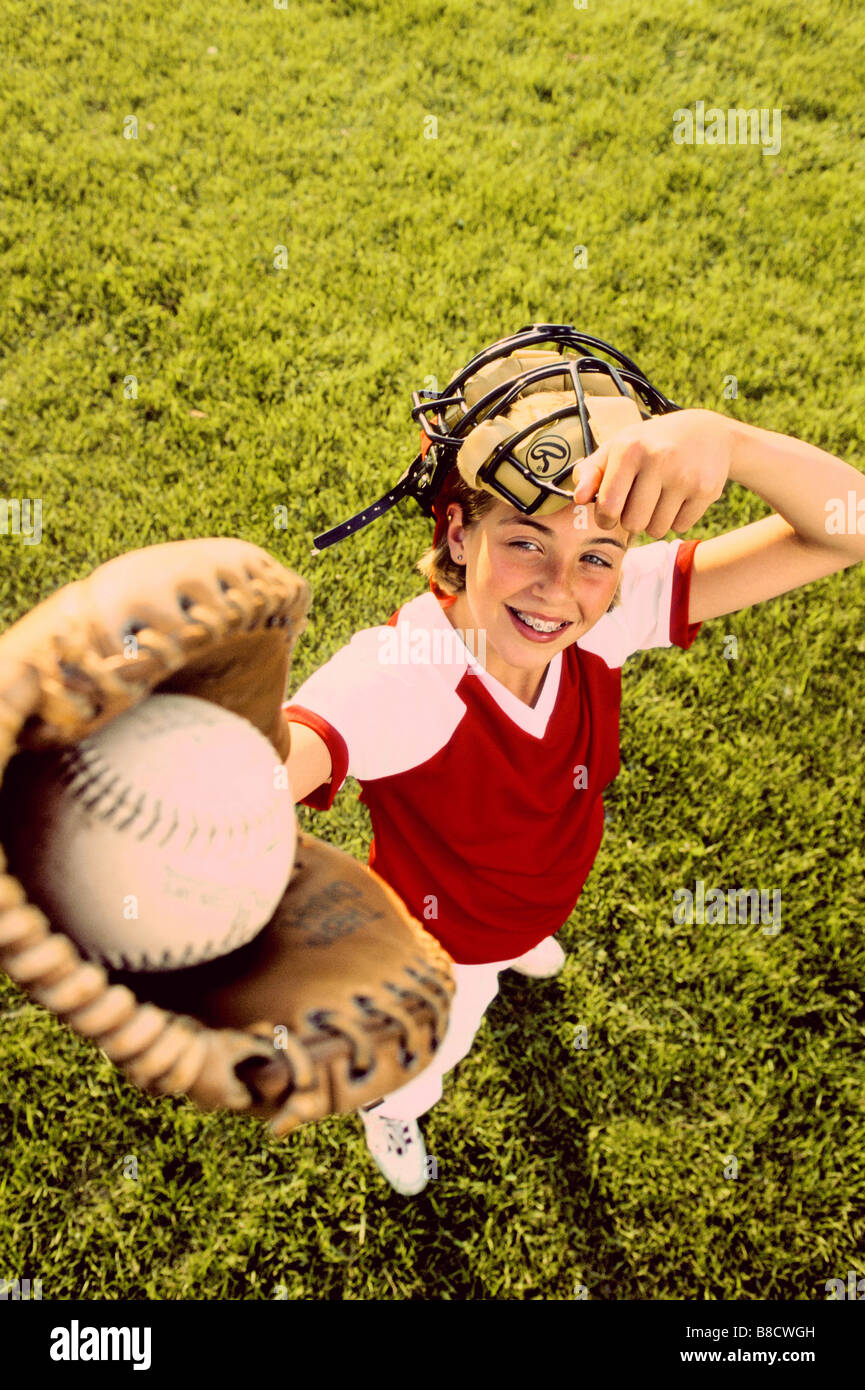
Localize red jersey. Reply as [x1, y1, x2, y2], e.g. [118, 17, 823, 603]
[284, 538, 702, 964]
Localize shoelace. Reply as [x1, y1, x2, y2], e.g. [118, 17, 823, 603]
[381, 1118, 415, 1156]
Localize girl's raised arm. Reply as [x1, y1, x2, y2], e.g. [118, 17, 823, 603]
[572, 407, 865, 625]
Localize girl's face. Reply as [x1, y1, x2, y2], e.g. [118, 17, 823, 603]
[444, 499, 630, 703]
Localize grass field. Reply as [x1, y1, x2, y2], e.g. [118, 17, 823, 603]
[1, 0, 864, 1301]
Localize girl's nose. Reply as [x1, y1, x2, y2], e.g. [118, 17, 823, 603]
[533, 556, 575, 604]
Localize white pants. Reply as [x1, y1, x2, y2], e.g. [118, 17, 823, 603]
[363, 948, 529, 1121]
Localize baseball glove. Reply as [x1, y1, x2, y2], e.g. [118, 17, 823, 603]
[0, 538, 454, 1136]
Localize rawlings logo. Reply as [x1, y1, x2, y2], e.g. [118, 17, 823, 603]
[525, 433, 571, 476]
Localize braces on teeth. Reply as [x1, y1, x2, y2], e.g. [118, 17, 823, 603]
[513, 609, 568, 633]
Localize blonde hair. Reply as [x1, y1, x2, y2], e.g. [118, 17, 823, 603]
[415, 390, 631, 608]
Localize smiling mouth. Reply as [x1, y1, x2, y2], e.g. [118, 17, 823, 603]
[506, 605, 572, 637]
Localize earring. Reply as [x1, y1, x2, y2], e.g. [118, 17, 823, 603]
[456, 553, 463, 561]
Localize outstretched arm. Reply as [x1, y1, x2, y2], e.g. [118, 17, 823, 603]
[572, 407, 865, 625]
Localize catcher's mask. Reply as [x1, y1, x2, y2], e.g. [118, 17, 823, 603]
[312, 322, 683, 551]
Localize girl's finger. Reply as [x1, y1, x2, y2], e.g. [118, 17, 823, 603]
[593, 453, 638, 530]
[670, 495, 712, 532]
[572, 449, 606, 503]
[642, 490, 691, 539]
[617, 469, 667, 535]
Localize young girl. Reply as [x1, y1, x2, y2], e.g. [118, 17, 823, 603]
[281, 331, 865, 1196]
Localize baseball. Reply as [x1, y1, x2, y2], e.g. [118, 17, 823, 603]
[5, 694, 297, 971]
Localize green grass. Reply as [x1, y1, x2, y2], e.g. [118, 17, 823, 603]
[1, 0, 864, 1300]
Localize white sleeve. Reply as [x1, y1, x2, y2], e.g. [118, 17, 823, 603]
[286, 625, 464, 785]
[577, 538, 690, 670]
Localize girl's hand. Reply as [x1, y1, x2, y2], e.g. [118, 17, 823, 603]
[571, 407, 734, 537]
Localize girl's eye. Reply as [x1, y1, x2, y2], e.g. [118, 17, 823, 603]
[507, 540, 612, 570]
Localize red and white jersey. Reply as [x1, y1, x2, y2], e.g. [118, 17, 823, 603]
[283, 538, 703, 965]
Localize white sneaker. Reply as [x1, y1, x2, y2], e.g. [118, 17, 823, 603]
[359, 1108, 429, 1196]
[508, 936, 565, 978]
